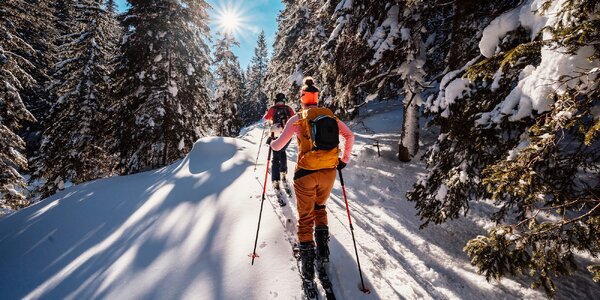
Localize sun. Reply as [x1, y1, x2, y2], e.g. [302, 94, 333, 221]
[212, 2, 248, 38]
[218, 10, 241, 33]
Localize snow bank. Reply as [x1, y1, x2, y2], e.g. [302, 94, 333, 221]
[0, 137, 299, 300]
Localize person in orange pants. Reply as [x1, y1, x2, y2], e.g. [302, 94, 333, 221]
[270, 77, 354, 280]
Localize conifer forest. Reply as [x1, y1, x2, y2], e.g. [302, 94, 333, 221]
[1, 0, 599, 297]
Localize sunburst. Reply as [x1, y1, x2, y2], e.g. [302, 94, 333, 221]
[212, 2, 248, 38]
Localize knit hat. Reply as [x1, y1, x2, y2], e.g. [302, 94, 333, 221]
[301, 77, 319, 105]
[275, 93, 286, 103]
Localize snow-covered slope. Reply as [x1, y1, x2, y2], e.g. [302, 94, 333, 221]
[1, 100, 599, 299]
[0, 137, 299, 299]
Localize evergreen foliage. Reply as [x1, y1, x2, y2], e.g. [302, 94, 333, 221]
[111, 0, 212, 174]
[211, 33, 243, 136]
[408, 0, 600, 294]
[16, 0, 55, 124]
[240, 30, 269, 126]
[30, 0, 120, 197]
[0, 0, 38, 208]
[266, 0, 334, 107]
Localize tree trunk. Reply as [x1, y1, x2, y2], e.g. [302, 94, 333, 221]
[398, 94, 419, 162]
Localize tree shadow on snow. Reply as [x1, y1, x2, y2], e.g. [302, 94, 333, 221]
[0, 138, 250, 300]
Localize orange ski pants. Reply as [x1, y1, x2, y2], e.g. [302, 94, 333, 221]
[293, 168, 337, 243]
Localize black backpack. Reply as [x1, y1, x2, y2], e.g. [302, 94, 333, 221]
[273, 105, 291, 127]
[310, 114, 339, 150]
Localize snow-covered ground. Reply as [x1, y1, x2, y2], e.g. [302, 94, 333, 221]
[1, 100, 598, 299]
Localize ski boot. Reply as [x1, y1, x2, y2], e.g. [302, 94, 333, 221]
[315, 225, 330, 263]
[272, 180, 281, 191]
[299, 242, 316, 280]
[281, 171, 287, 183]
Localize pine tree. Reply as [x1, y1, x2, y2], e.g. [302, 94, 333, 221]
[0, 0, 38, 209]
[212, 33, 243, 136]
[266, 0, 334, 106]
[17, 0, 56, 122]
[111, 0, 212, 174]
[408, 0, 600, 294]
[31, 0, 121, 197]
[241, 30, 270, 126]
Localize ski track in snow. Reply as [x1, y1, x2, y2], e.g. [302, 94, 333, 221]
[1, 100, 599, 299]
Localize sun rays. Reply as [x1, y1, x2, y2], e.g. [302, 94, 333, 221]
[212, 1, 249, 39]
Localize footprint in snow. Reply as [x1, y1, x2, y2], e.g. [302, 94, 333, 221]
[259, 241, 267, 249]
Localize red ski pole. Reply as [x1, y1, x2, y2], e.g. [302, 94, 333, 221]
[338, 168, 371, 293]
[253, 125, 267, 172]
[251, 134, 273, 265]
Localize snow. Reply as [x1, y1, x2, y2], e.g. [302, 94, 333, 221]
[439, 78, 471, 117]
[484, 46, 599, 124]
[476, 0, 599, 124]
[490, 69, 504, 91]
[289, 67, 304, 86]
[0, 138, 299, 299]
[400, 28, 411, 41]
[334, 0, 353, 12]
[479, 0, 563, 58]
[328, 16, 349, 43]
[365, 93, 378, 102]
[178, 138, 185, 151]
[187, 64, 195, 75]
[1, 101, 598, 299]
[428, 56, 480, 117]
[168, 81, 178, 97]
[154, 54, 162, 63]
[478, 6, 521, 58]
[368, 5, 400, 65]
[506, 133, 531, 161]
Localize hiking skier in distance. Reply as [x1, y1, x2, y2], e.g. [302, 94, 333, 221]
[270, 77, 355, 283]
[263, 92, 295, 201]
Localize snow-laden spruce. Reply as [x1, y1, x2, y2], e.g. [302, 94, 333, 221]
[110, 0, 213, 175]
[410, 0, 600, 294]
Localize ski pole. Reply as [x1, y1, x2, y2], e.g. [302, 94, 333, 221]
[338, 168, 371, 294]
[253, 124, 268, 172]
[251, 140, 273, 265]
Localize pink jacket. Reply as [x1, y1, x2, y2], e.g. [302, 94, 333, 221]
[270, 114, 354, 163]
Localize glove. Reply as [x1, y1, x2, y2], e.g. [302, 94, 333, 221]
[337, 158, 347, 170]
[266, 137, 273, 145]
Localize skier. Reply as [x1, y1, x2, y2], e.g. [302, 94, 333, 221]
[263, 93, 295, 195]
[270, 77, 354, 282]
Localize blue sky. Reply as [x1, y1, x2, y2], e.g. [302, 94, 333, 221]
[115, 0, 284, 68]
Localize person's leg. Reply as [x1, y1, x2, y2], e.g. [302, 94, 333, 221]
[294, 171, 319, 280]
[271, 150, 281, 183]
[280, 141, 290, 176]
[314, 168, 337, 226]
[314, 169, 337, 262]
[293, 172, 319, 243]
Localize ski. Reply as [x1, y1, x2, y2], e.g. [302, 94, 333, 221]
[315, 260, 336, 300]
[293, 246, 319, 300]
[274, 188, 286, 206]
[281, 179, 293, 197]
